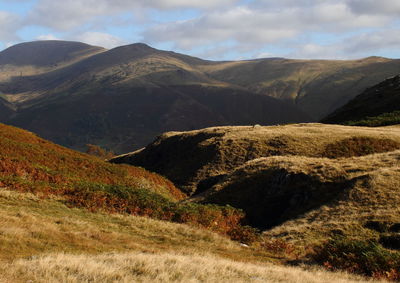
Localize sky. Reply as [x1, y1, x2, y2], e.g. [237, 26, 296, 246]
[0, 0, 400, 60]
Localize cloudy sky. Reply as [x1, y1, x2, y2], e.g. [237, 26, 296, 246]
[0, 0, 400, 60]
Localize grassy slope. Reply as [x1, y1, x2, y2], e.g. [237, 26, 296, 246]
[111, 123, 400, 255]
[112, 123, 400, 195]
[203, 150, 400, 245]
[0, 123, 183, 201]
[0, 122, 375, 282]
[0, 190, 375, 283]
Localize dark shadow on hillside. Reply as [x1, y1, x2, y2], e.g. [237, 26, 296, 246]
[201, 169, 359, 230]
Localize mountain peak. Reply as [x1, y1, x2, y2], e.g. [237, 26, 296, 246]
[110, 42, 156, 52]
[0, 40, 105, 67]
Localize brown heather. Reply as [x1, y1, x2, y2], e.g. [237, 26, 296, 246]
[0, 123, 253, 241]
[0, 123, 183, 200]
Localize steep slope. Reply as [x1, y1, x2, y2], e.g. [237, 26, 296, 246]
[111, 123, 400, 195]
[201, 151, 400, 237]
[201, 56, 400, 119]
[0, 98, 14, 120]
[322, 75, 400, 125]
[0, 122, 183, 201]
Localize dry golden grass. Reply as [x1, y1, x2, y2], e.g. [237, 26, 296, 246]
[203, 148, 400, 246]
[1, 251, 380, 283]
[113, 123, 400, 194]
[0, 189, 381, 283]
[0, 189, 247, 262]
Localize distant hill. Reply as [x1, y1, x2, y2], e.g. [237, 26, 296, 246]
[0, 40, 105, 67]
[322, 75, 400, 126]
[200, 56, 400, 119]
[1, 41, 400, 152]
[7, 84, 311, 153]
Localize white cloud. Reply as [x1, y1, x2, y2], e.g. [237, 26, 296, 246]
[141, 0, 239, 10]
[25, 0, 239, 31]
[0, 11, 21, 41]
[2, 0, 400, 59]
[36, 34, 60, 40]
[143, 6, 299, 50]
[256, 52, 275, 59]
[289, 29, 400, 59]
[346, 0, 400, 15]
[142, 1, 392, 54]
[73, 32, 126, 49]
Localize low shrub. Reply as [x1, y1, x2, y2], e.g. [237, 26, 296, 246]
[86, 144, 115, 159]
[313, 237, 400, 281]
[60, 182, 258, 242]
[260, 239, 300, 259]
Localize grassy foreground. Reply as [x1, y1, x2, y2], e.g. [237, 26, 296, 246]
[0, 190, 377, 283]
[2, 252, 378, 283]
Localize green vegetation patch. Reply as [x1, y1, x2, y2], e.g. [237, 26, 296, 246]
[344, 111, 400, 127]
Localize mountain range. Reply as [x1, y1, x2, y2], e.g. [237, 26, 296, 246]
[1, 40, 400, 152]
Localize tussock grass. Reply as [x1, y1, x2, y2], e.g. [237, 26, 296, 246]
[217, 150, 400, 246]
[0, 189, 250, 262]
[1, 251, 378, 283]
